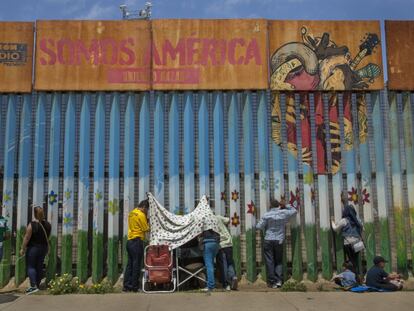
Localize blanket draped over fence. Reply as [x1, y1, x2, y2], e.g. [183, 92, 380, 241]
[147, 193, 220, 249]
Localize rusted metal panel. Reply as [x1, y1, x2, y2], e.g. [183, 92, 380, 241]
[386, 21, 414, 91]
[151, 19, 269, 90]
[34, 20, 151, 91]
[269, 20, 384, 91]
[0, 22, 34, 93]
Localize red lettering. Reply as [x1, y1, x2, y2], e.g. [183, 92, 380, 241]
[75, 40, 91, 65]
[89, 40, 100, 65]
[162, 39, 185, 66]
[120, 38, 135, 65]
[244, 38, 261, 65]
[186, 38, 200, 66]
[57, 39, 75, 65]
[100, 38, 118, 65]
[39, 39, 56, 65]
[228, 38, 245, 65]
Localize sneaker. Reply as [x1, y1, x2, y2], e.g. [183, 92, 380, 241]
[25, 287, 39, 295]
[271, 284, 279, 289]
[276, 282, 282, 288]
[201, 287, 209, 292]
[231, 277, 238, 290]
[225, 285, 231, 291]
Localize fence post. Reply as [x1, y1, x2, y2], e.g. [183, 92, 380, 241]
[92, 93, 105, 283]
[243, 92, 257, 283]
[77, 93, 91, 282]
[214, 92, 225, 217]
[402, 92, 414, 274]
[257, 91, 270, 281]
[301, 94, 317, 282]
[389, 92, 408, 278]
[168, 93, 179, 214]
[154, 93, 165, 206]
[314, 93, 332, 280]
[228, 93, 242, 277]
[46, 93, 61, 282]
[61, 93, 76, 275]
[107, 93, 120, 284]
[183, 92, 194, 214]
[15, 94, 32, 285]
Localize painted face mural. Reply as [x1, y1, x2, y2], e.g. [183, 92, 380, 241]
[270, 26, 381, 91]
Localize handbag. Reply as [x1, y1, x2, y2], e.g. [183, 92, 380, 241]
[38, 221, 51, 266]
[352, 240, 365, 253]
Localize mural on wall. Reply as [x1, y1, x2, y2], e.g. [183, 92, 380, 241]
[386, 21, 414, 90]
[0, 22, 34, 92]
[271, 92, 364, 175]
[269, 21, 384, 91]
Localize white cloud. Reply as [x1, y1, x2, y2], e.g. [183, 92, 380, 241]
[79, 2, 115, 19]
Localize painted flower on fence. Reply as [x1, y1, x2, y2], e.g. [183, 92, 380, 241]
[348, 187, 359, 204]
[2, 190, 12, 204]
[63, 212, 73, 229]
[304, 171, 314, 185]
[108, 199, 119, 215]
[95, 191, 103, 202]
[289, 188, 301, 209]
[231, 213, 240, 227]
[261, 178, 269, 191]
[231, 190, 239, 202]
[49, 190, 58, 206]
[361, 188, 370, 205]
[64, 189, 72, 201]
[247, 201, 255, 215]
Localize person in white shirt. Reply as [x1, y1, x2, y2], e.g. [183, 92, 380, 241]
[215, 215, 238, 291]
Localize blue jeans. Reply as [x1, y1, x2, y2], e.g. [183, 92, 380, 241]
[27, 245, 48, 288]
[216, 247, 236, 287]
[123, 238, 144, 291]
[203, 240, 219, 290]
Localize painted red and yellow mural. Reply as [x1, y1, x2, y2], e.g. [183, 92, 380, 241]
[269, 20, 384, 91]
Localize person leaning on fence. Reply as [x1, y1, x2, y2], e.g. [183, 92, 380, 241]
[20, 206, 51, 295]
[331, 191, 364, 279]
[256, 197, 297, 289]
[123, 199, 150, 293]
[215, 214, 238, 291]
[200, 217, 220, 294]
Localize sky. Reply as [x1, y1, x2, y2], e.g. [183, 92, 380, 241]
[0, 0, 413, 21]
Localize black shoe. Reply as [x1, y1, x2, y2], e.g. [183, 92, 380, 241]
[122, 287, 132, 292]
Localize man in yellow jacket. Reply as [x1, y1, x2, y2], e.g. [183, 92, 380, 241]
[123, 200, 150, 292]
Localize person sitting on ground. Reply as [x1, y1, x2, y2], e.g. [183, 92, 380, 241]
[331, 261, 357, 288]
[256, 197, 297, 289]
[215, 214, 238, 291]
[123, 200, 150, 293]
[366, 256, 403, 291]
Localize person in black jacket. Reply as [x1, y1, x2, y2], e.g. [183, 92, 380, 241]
[20, 206, 51, 295]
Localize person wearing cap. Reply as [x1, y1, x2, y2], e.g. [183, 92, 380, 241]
[366, 256, 403, 291]
[256, 197, 297, 288]
[331, 191, 364, 277]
